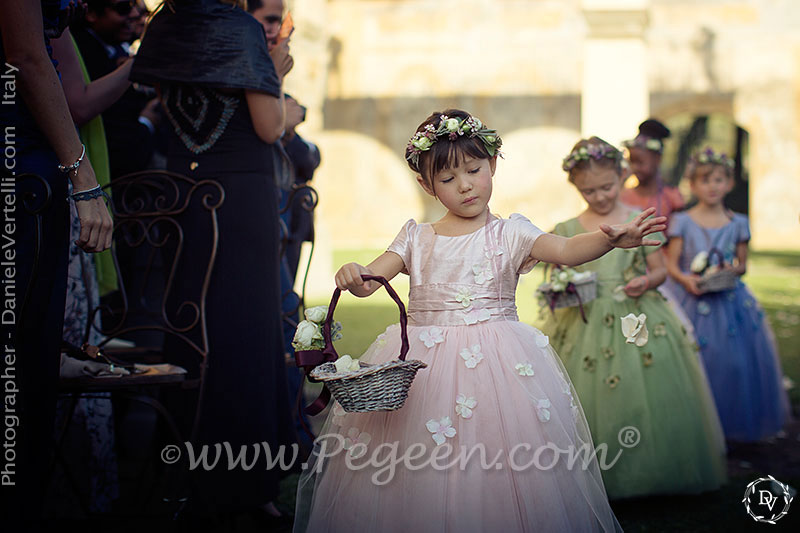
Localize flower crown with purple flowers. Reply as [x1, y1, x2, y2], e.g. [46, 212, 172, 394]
[562, 143, 623, 172]
[405, 114, 502, 169]
[622, 135, 664, 154]
[691, 147, 735, 169]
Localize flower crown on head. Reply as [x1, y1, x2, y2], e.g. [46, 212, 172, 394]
[622, 135, 664, 154]
[692, 147, 735, 169]
[562, 143, 623, 172]
[406, 114, 502, 168]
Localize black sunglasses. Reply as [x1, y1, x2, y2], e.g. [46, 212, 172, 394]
[109, 0, 135, 16]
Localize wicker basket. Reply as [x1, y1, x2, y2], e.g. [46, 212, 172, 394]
[697, 249, 738, 293]
[537, 266, 598, 309]
[296, 275, 427, 414]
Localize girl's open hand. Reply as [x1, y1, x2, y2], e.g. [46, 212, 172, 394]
[599, 207, 667, 249]
[335, 262, 376, 293]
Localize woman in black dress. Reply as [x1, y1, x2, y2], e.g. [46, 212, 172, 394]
[131, 0, 296, 518]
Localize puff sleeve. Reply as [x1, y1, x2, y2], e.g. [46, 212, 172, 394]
[734, 213, 751, 243]
[505, 214, 545, 274]
[667, 212, 686, 240]
[386, 219, 417, 274]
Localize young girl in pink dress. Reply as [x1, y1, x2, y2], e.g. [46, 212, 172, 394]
[294, 109, 666, 532]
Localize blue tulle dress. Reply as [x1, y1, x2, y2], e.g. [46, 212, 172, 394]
[666, 212, 790, 442]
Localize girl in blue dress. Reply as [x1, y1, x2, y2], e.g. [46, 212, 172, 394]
[664, 148, 790, 442]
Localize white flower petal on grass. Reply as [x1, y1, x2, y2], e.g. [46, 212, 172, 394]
[455, 394, 478, 419]
[419, 326, 445, 348]
[459, 344, 484, 369]
[620, 313, 649, 347]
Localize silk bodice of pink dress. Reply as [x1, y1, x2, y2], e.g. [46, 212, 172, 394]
[392, 214, 540, 327]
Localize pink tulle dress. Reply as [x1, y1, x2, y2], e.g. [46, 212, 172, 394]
[294, 214, 622, 532]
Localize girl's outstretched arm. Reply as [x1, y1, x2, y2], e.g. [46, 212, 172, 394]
[335, 251, 406, 297]
[530, 208, 666, 266]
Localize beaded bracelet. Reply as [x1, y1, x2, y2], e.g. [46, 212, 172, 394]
[58, 144, 86, 174]
[70, 184, 109, 203]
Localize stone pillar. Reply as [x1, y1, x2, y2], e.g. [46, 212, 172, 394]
[581, 0, 650, 145]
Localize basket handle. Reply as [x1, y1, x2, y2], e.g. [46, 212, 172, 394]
[707, 247, 728, 268]
[321, 274, 410, 361]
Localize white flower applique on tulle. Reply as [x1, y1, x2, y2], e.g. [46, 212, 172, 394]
[620, 313, 649, 347]
[419, 326, 444, 348]
[331, 402, 347, 427]
[534, 332, 549, 348]
[460, 344, 484, 368]
[515, 363, 534, 376]
[535, 398, 551, 422]
[455, 394, 477, 419]
[472, 261, 494, 285]
[463, 307, 491, 325]
[426, 416, 457, 445]
[343, 427, 371, 458]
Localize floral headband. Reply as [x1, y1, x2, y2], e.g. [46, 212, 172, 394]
[692, 147, 735, 169]
[405, 114, 502, 168]
[622, 135, 663, 154]
[562, 143, 622, 172]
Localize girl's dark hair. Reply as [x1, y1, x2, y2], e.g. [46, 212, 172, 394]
[406, 109, 500, 188]
[565, 136, 622, 182]
[638, 118, 671, 140]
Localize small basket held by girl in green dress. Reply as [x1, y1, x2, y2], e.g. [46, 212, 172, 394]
[537, 264, 597, 319]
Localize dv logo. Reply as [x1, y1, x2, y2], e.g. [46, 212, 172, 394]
[742, 475, 793, 524]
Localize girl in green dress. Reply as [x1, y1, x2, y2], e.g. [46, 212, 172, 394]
[538, 137, 727, 500]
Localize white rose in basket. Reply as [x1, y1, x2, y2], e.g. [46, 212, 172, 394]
[690, 251, 709, 274]
[571, 271, 594, 283]
[304, 305, 328, 323]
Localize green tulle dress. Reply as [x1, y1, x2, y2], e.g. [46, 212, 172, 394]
[536, 215, 727, 500]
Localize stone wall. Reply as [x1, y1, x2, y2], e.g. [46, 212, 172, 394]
[279, 0, 799, 292]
